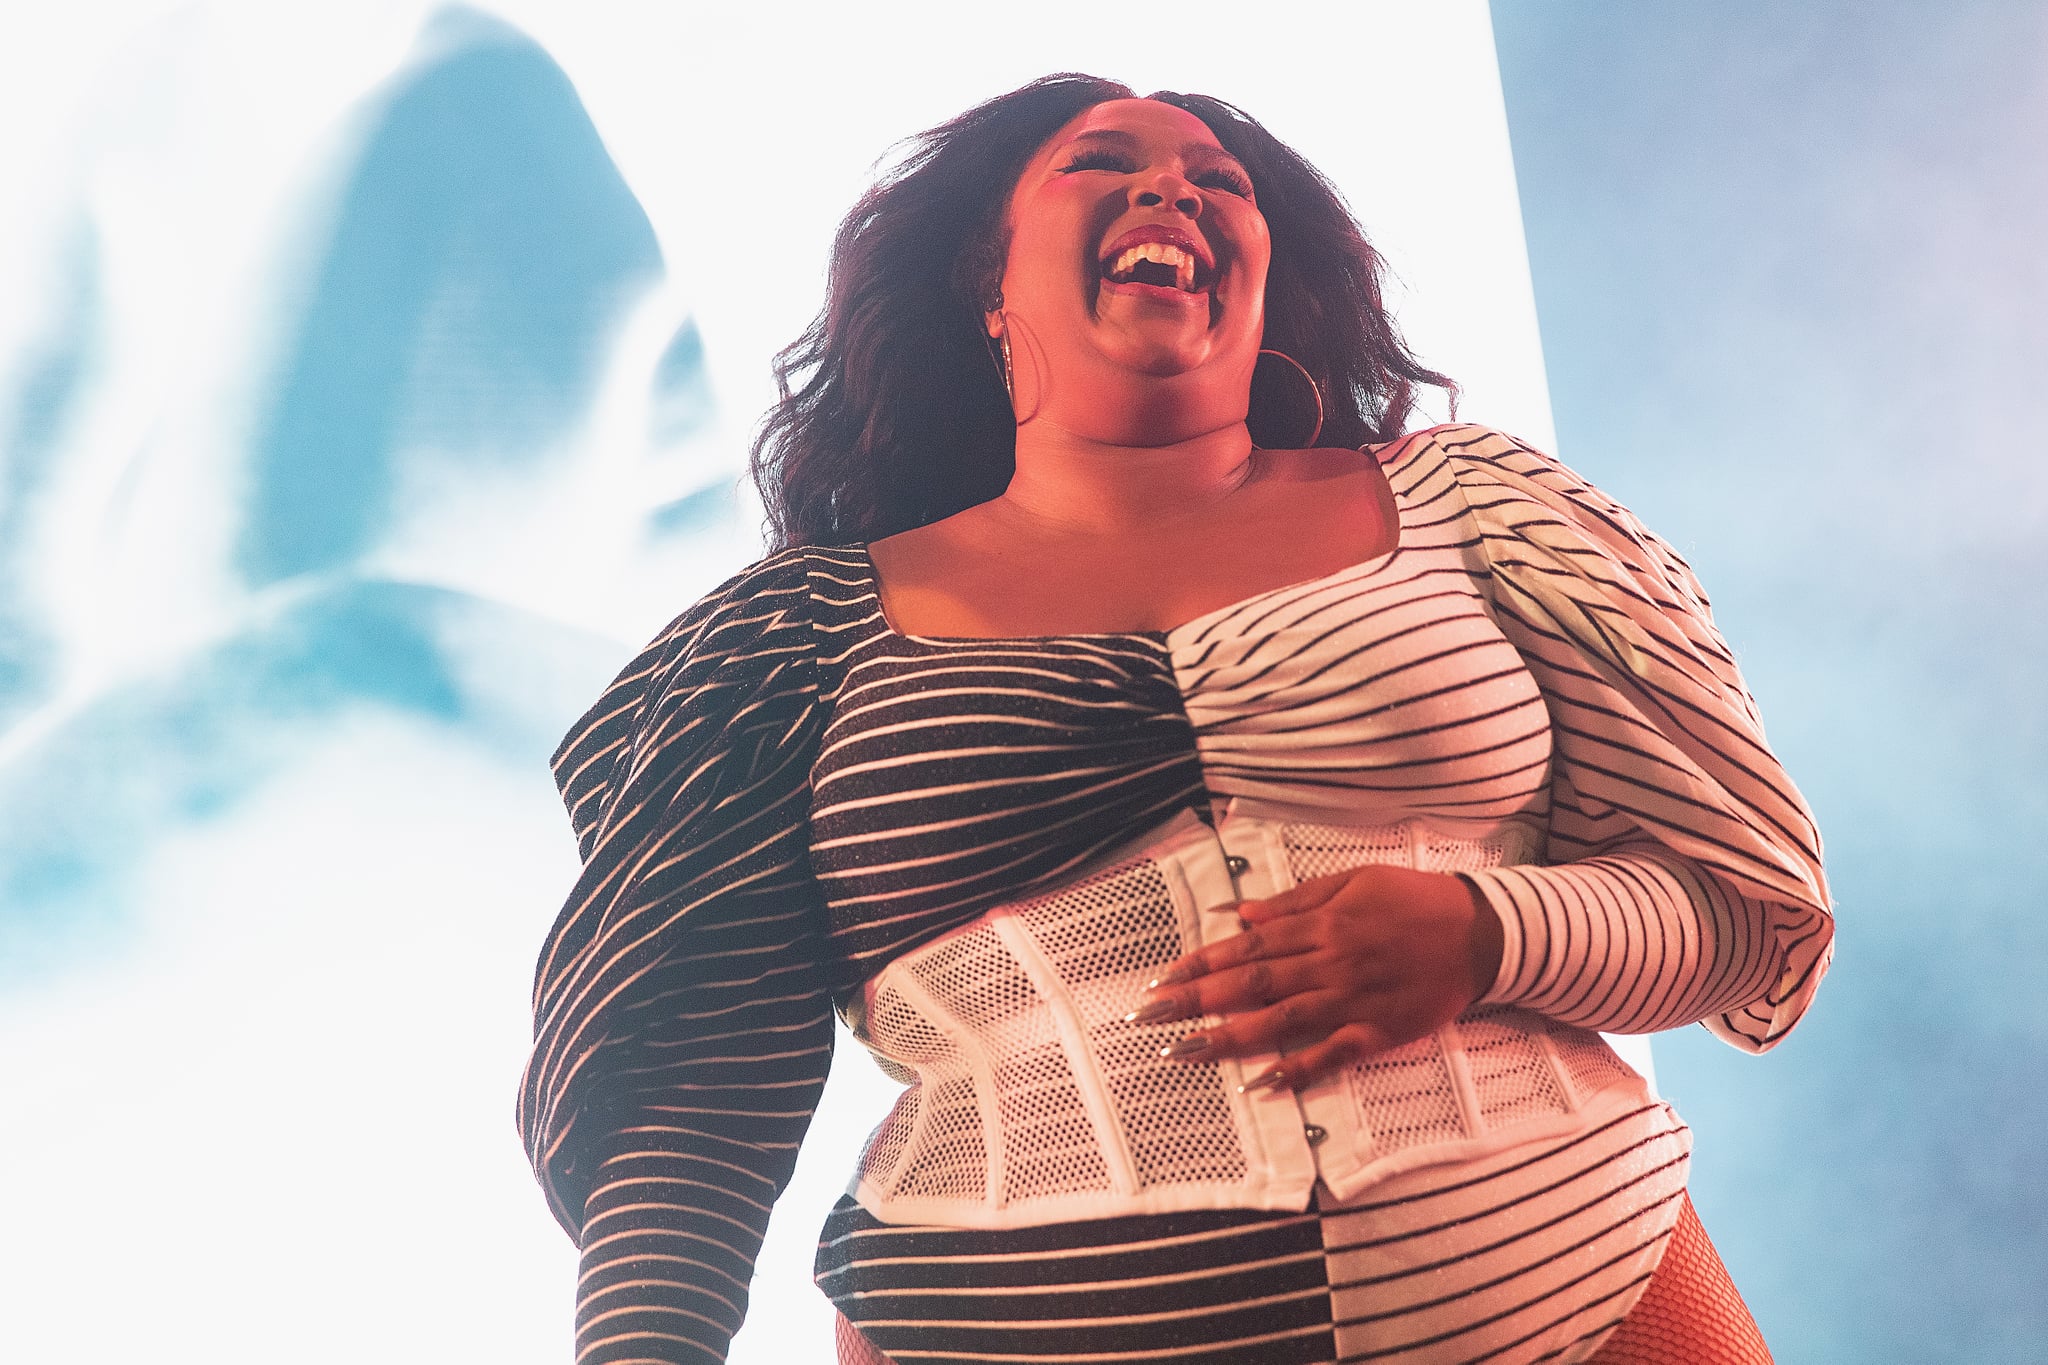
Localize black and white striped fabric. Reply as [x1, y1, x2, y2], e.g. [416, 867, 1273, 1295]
[518, 426, 1832, 1364]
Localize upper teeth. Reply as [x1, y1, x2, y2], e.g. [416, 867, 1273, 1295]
[1110, 242, 1198, 290]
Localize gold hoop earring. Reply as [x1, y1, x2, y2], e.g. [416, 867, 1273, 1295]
[983, 327, 1016, 413]
[1247, 348, 1325, 449]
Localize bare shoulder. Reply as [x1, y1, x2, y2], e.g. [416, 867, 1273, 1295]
[865, 500, 1021, 627]
[868, 498, 1002, 572]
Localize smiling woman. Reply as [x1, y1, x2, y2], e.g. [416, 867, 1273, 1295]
[517, 74, 1830, 1365]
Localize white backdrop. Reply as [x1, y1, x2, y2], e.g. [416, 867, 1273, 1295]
[0, 4, 1564, 1361]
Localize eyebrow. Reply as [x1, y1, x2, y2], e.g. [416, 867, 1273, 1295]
[1064, 129, 1239, 160]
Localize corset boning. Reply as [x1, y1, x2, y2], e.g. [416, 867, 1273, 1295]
[847, 802, 1647, 1229]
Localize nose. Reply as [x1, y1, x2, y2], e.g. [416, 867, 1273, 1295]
[1134, 171, 1201, 217]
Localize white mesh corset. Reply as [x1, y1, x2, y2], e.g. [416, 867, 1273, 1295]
[1263, 814, 1640, 1201]
[851, 806, 1647, 1226]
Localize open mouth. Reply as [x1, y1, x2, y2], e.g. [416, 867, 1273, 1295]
[1098, 229, 1215, 296]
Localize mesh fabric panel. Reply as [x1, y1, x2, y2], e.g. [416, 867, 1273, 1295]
[993, 1044, 1110, 1201]
[909, 921, 1116, 1203]
[918, 923, 1029, 1030]
[1547, 1018, 1636, 1105]
[862, 1085, 921, 1188]
[1462, 1004, 1572, 1129]
[1280, 820, 1412, 881]
[1345, 1033, 1470, 1158]
[1418, 827, 1512, 873]
[1282, 819, 1515, 1155]
[893, 1074, 987, 1202]
[856, 814, 1640, 1222]
[865, 982, 983, 1201]
[1273, 820, 1638, 1151]
[864, 853, 1254, 1212]
[1013, 859, 1249, 1192]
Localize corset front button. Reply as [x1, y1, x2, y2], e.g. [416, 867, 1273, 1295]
[1225, 855, 1250, 875]
[1303, 1124, 1328, 1146]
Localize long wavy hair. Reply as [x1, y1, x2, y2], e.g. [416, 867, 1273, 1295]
[749, 73, 1454, 551]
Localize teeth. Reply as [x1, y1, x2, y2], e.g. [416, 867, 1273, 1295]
[1109, 241, 1201, 290]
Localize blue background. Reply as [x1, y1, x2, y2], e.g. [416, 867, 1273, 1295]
[1493, 2, 2048, 1357]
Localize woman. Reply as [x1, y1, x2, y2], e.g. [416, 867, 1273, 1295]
[519, 74, 1832, 1365]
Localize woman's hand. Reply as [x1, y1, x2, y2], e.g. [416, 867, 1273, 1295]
[1130, 866, 1505, 1090]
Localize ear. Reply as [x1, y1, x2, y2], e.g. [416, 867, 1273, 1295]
[984, 308, 1006, 339]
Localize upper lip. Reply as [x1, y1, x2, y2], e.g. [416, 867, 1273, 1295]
[1099, 223, 1216, 278]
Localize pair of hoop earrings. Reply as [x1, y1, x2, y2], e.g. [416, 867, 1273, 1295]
[985, 330, 1324, 450]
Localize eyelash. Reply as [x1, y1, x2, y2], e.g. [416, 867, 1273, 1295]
[1058, 148, 1138, 175]
[1198, 166, 1255, 197]
[1058, 150, 1254, 198]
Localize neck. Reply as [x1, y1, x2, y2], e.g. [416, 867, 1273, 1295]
[997, 418, 1262, 536]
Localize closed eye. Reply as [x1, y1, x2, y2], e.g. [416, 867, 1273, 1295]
[1061, 148, 1254, 201]
[1194, 165, 1254, 198]
[1059, 148, 1140, 174]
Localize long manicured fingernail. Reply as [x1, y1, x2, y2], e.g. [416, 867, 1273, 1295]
[1236, 1067, 1291, 1094]
[1146, 963, 1192, 990]
[1122, 995, 1180, 1025]
[1160, 1035, 1213, 1060]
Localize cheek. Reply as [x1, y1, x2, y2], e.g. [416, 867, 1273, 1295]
[1237, 213, 1273, 284]
[1000, 224, 1079, 301]
[1001, 186, 1096, 279]
[1226, 220, 1272, 319]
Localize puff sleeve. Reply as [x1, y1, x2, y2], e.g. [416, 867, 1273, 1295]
[517, 550, 835, 1364]
[1429, 426, 1834, 1052]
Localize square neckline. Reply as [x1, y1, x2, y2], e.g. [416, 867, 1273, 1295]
[859, 441, 1415, 647]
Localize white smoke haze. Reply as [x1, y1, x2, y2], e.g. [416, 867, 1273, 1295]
[0, 717, 581, 1360]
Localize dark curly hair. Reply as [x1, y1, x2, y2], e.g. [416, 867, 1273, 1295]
[749, 73, 1454, 551]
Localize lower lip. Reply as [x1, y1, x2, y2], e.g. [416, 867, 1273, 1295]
[1098, 278, 1211, 306]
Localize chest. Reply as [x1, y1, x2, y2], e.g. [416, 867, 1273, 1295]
[870, 460, 1399, 638]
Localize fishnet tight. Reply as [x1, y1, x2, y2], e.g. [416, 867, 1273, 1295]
[832, 1194, 1772, 1365]
[835, 1309, 895, 1365]
[1584, 1193, 1774, 1363]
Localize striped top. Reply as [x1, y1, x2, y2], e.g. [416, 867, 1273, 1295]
[518, 425, 1833, 1364]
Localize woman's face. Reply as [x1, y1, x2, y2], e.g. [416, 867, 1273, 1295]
[991, 98, 1270, 416]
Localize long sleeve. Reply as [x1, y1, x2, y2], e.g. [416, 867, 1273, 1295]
[517, 551, 836, 1364]
[1431, 426, 1834, 1052]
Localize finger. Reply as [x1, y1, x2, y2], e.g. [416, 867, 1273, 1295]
[1181, 953, 1325, 1017]
[1161, 989, 1344, 1062]
[1240, 1022, 1395, 1092]
[1126, 950, 1305, 1025]
[1146, 914, 1319, 990]
[1233, 873, 1352, 925]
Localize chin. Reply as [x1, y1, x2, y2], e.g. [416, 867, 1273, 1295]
[1097, 328, 1217, 377]
[1129, 348, 1209, 378]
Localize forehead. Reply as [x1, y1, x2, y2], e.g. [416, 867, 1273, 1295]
[1039, 98, 1229, 157]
